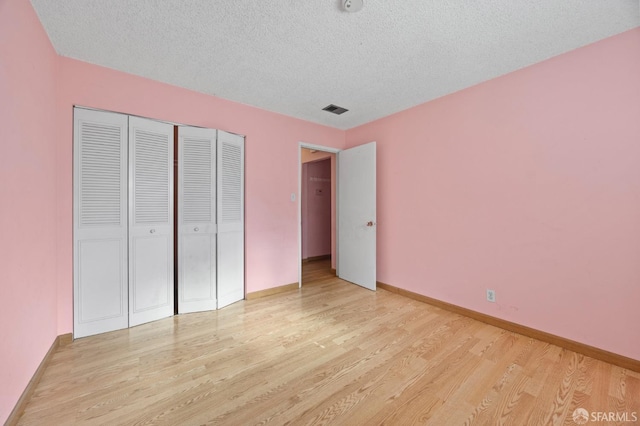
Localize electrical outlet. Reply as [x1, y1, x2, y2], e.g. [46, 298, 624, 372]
[486, 289, 496, 303]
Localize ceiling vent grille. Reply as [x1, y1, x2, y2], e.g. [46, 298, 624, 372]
[322, 104, 349, 115]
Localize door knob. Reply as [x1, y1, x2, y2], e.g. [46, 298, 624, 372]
[366, 221, 376, 227]
[149, 229, 156, 234]
[194, 227, 199, 232]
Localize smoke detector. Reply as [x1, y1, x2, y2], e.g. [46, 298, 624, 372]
[342, 0, 363, 13]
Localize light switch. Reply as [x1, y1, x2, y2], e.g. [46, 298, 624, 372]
[291, 193, 296, 202]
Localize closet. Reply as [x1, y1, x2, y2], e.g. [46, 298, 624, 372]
[73, 108, 244, 339]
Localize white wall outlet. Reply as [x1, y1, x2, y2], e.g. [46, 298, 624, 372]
[486, 289, 496, 303]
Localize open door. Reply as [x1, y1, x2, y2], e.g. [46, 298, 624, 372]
[338, 142, 376, 290]
[177, 126, 218, 314]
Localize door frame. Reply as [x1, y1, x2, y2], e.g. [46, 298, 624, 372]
[298, 142, 341, 288]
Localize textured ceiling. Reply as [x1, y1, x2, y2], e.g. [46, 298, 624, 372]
[30, 1, 639, 130]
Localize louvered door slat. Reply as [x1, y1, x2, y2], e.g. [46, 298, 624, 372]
[183, 139, 212, 223]
[133, 130, 170, 224]
[79, 122, 123, 226]
[129, 116, 174, 327]
[178, 127, 217, 314]
[217, 131, 245, 309]
[73, 108, 129, 338]
[220, 143, 242, 223]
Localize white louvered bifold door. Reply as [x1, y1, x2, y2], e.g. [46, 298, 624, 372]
[73, 108, 129, 338]
[177, 126, 217, 314]
[128, 117, 174, 327]
[216, 131, 245, 308]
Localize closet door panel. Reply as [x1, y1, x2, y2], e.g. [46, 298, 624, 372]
[178, 126, 217, 313]
[131, 236, 171, 311]
[73, 108, 129, 338]
[78, 239, 125, 320]
[217, 232, 244, 307]
[181, 234, 215, 305]
[129, 116, 174, 327]
[217, 131, 245, 309]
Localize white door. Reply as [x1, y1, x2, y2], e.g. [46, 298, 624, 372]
[217, 131, 245, 308]
[128, 116, 174, 327]
[73, 108, 129, 338]
[177, 126, 218, 314]
[338, 142, 377, 290]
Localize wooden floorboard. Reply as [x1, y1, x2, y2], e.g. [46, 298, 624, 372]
[17, 259, 640, 425]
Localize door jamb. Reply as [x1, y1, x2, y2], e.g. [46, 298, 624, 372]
[298, 142, 341, 288]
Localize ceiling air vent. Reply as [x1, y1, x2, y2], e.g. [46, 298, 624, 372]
[322, 104, 349, 115]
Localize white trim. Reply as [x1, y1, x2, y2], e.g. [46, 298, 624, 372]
[299, 141, 340, 154]
[298, 142, 341, 288]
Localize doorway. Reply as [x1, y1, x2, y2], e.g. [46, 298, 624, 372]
[298, 141, 378, 291]
[298, 143, 339, 286]
[300, 151, 335, 284]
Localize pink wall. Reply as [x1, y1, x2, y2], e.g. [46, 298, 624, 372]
[55, 57, 346, 333]
[346, 28, 640, 361]
[0, 0, 59, 421]
[302, 159, 332, 259]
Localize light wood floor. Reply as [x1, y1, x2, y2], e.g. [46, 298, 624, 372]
[18, 260, 640, 425]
